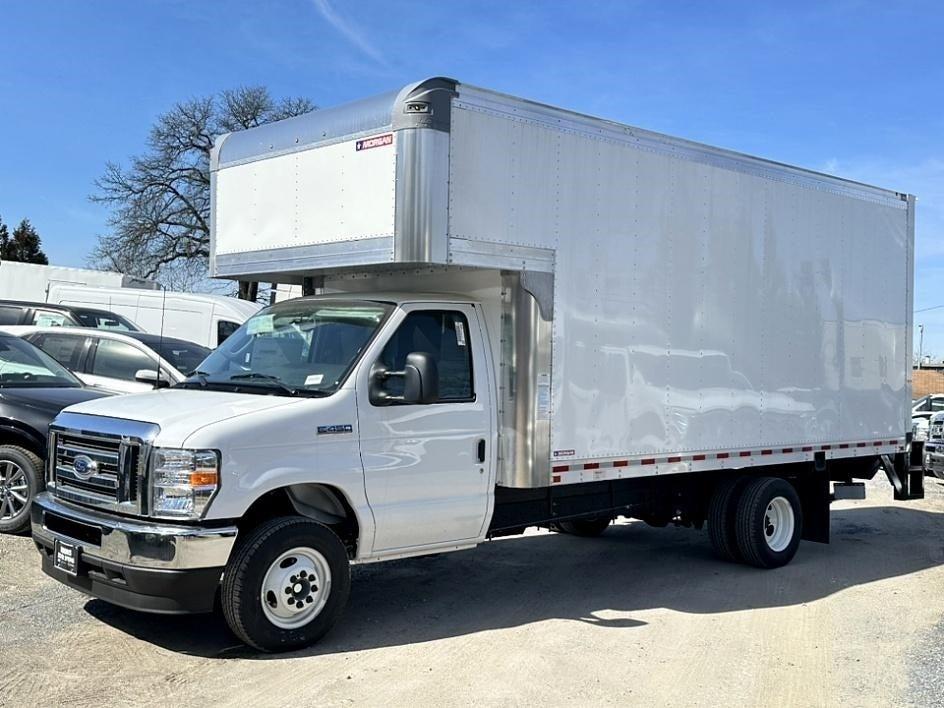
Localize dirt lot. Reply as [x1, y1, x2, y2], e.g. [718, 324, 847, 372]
[1, 477, 943, 708]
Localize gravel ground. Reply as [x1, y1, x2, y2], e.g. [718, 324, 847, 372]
[1, 476, 942, 708]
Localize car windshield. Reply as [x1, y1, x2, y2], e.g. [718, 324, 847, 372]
[74, 309, 141, 332]
[0, 336, 82, 388]
[152, 340, 211, 375]
[183, 299, 393, 396]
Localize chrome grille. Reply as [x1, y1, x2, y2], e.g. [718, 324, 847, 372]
[50, 429, 147, 514]
[931, 422, 944, 441]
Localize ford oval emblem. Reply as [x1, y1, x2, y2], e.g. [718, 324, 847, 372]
[72, 454, 99, 479]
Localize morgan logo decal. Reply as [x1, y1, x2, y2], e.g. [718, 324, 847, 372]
[355, 133, 393, 151]
[318, 424, 354, 435]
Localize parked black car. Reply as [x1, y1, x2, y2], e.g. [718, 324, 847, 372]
[0, 333, 111, 533]
[0, 299, 141, 331]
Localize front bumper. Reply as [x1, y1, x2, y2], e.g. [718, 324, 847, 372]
[31, 492, 238, 614]
[924, 442, 944, 480]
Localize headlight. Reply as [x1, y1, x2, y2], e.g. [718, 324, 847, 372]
[150, 448, 220, 519]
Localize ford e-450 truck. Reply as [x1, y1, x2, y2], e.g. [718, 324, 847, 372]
[30, 78, 920, 652]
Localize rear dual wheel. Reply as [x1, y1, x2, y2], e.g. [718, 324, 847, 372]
[708, 476, 802, 568]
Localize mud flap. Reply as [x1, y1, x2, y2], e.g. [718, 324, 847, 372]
[796, 460, 830, 544]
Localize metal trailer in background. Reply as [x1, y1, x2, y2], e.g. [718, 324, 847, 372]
[0, 261, 157, 302]
[31, 77, 921, 652]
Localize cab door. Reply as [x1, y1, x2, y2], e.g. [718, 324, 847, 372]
[84, 337, 161, 393]
[357, 304, 494, 553]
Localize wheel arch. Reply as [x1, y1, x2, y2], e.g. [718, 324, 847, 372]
[238, 483, 362, 559]
[0, 422, 46, 456]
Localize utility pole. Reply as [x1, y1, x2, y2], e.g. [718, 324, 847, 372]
[918, 324, 924, 368]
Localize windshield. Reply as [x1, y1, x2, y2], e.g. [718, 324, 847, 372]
[183, 299, 393, 396]
[74, 309, 141, 332]
[0, 336, 82, 388]
[153, 340, 210, 375]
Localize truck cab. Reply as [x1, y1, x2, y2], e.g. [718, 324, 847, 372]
[32, 293, 498, 647]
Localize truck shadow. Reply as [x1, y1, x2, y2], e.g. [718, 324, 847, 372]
[84, 501, 944, 659]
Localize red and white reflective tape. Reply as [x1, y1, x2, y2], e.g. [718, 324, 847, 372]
[549, 438, 906, 484]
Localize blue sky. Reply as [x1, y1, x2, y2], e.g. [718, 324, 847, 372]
[1, 1, 942, 353]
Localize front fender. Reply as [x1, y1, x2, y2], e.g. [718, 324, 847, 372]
[0, 420, 45, 455]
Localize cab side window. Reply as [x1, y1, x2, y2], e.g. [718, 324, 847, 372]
[217, 320, 240, 345]
[31, 309, 76, 327]
[379, 310, 474, 402]
[91, 339, 155, 381]
[28, 333, 86, 370]
[0, 305, 24, 325]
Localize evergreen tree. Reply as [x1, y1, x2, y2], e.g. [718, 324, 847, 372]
[0, 216, 9, 259]
[1, 218, 49, 264]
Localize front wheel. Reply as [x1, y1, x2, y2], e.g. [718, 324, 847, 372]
[735, 477, 803, 569]
[221, 516, 351, 652]
[0, 446, 43, 535]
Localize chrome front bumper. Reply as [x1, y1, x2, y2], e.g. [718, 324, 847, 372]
[31, 492, 237, 570]
[923, 442, 944, 480]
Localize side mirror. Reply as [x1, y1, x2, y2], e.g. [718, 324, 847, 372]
[369, 352, 439, 405]
[402, 352, 439, 404]
[135, 369, 170, 389]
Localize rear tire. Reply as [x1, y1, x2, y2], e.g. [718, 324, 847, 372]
[554, 517, 611, 537]
[707, 477, 747, 562]
[221, 516, 351, 652]
[735, 477, 803, 569]
[0, 446, 43, 535]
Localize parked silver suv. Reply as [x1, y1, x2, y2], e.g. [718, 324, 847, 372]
[0, 326, 209, 393]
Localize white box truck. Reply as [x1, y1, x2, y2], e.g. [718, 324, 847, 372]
[30, 78, 920, 652]
[45, 284, 262, 348]
[0, 261, 156, 301]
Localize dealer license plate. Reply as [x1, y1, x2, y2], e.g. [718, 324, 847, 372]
[54, 539, 79, 576]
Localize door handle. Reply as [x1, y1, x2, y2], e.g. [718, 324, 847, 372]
[476, 439, 486, 464]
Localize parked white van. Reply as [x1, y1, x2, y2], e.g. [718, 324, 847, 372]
[46, 285, 261, 349]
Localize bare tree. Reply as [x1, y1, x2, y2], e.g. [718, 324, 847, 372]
[91, 87, 315, 299]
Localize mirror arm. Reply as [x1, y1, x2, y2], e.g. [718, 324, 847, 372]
[369, 366, 405, 406]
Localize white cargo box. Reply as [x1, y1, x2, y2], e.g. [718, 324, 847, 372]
[211, 78, 913, 488]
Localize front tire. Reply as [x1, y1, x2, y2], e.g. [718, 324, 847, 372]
[735, 477, 803, 569]
[0, 445, 43, 535]
[221, 516, 351, 652]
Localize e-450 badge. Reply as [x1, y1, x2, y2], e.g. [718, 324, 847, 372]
[317, 424, 353, 435]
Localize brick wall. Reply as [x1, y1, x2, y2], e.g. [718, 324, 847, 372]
[913, 368, 944, 397]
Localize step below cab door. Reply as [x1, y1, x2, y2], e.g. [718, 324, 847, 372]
[357, 304, 493, 553]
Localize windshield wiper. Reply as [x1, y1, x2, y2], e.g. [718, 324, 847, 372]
[179, 370, 210, 388]
[228, 372, 298, 396]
